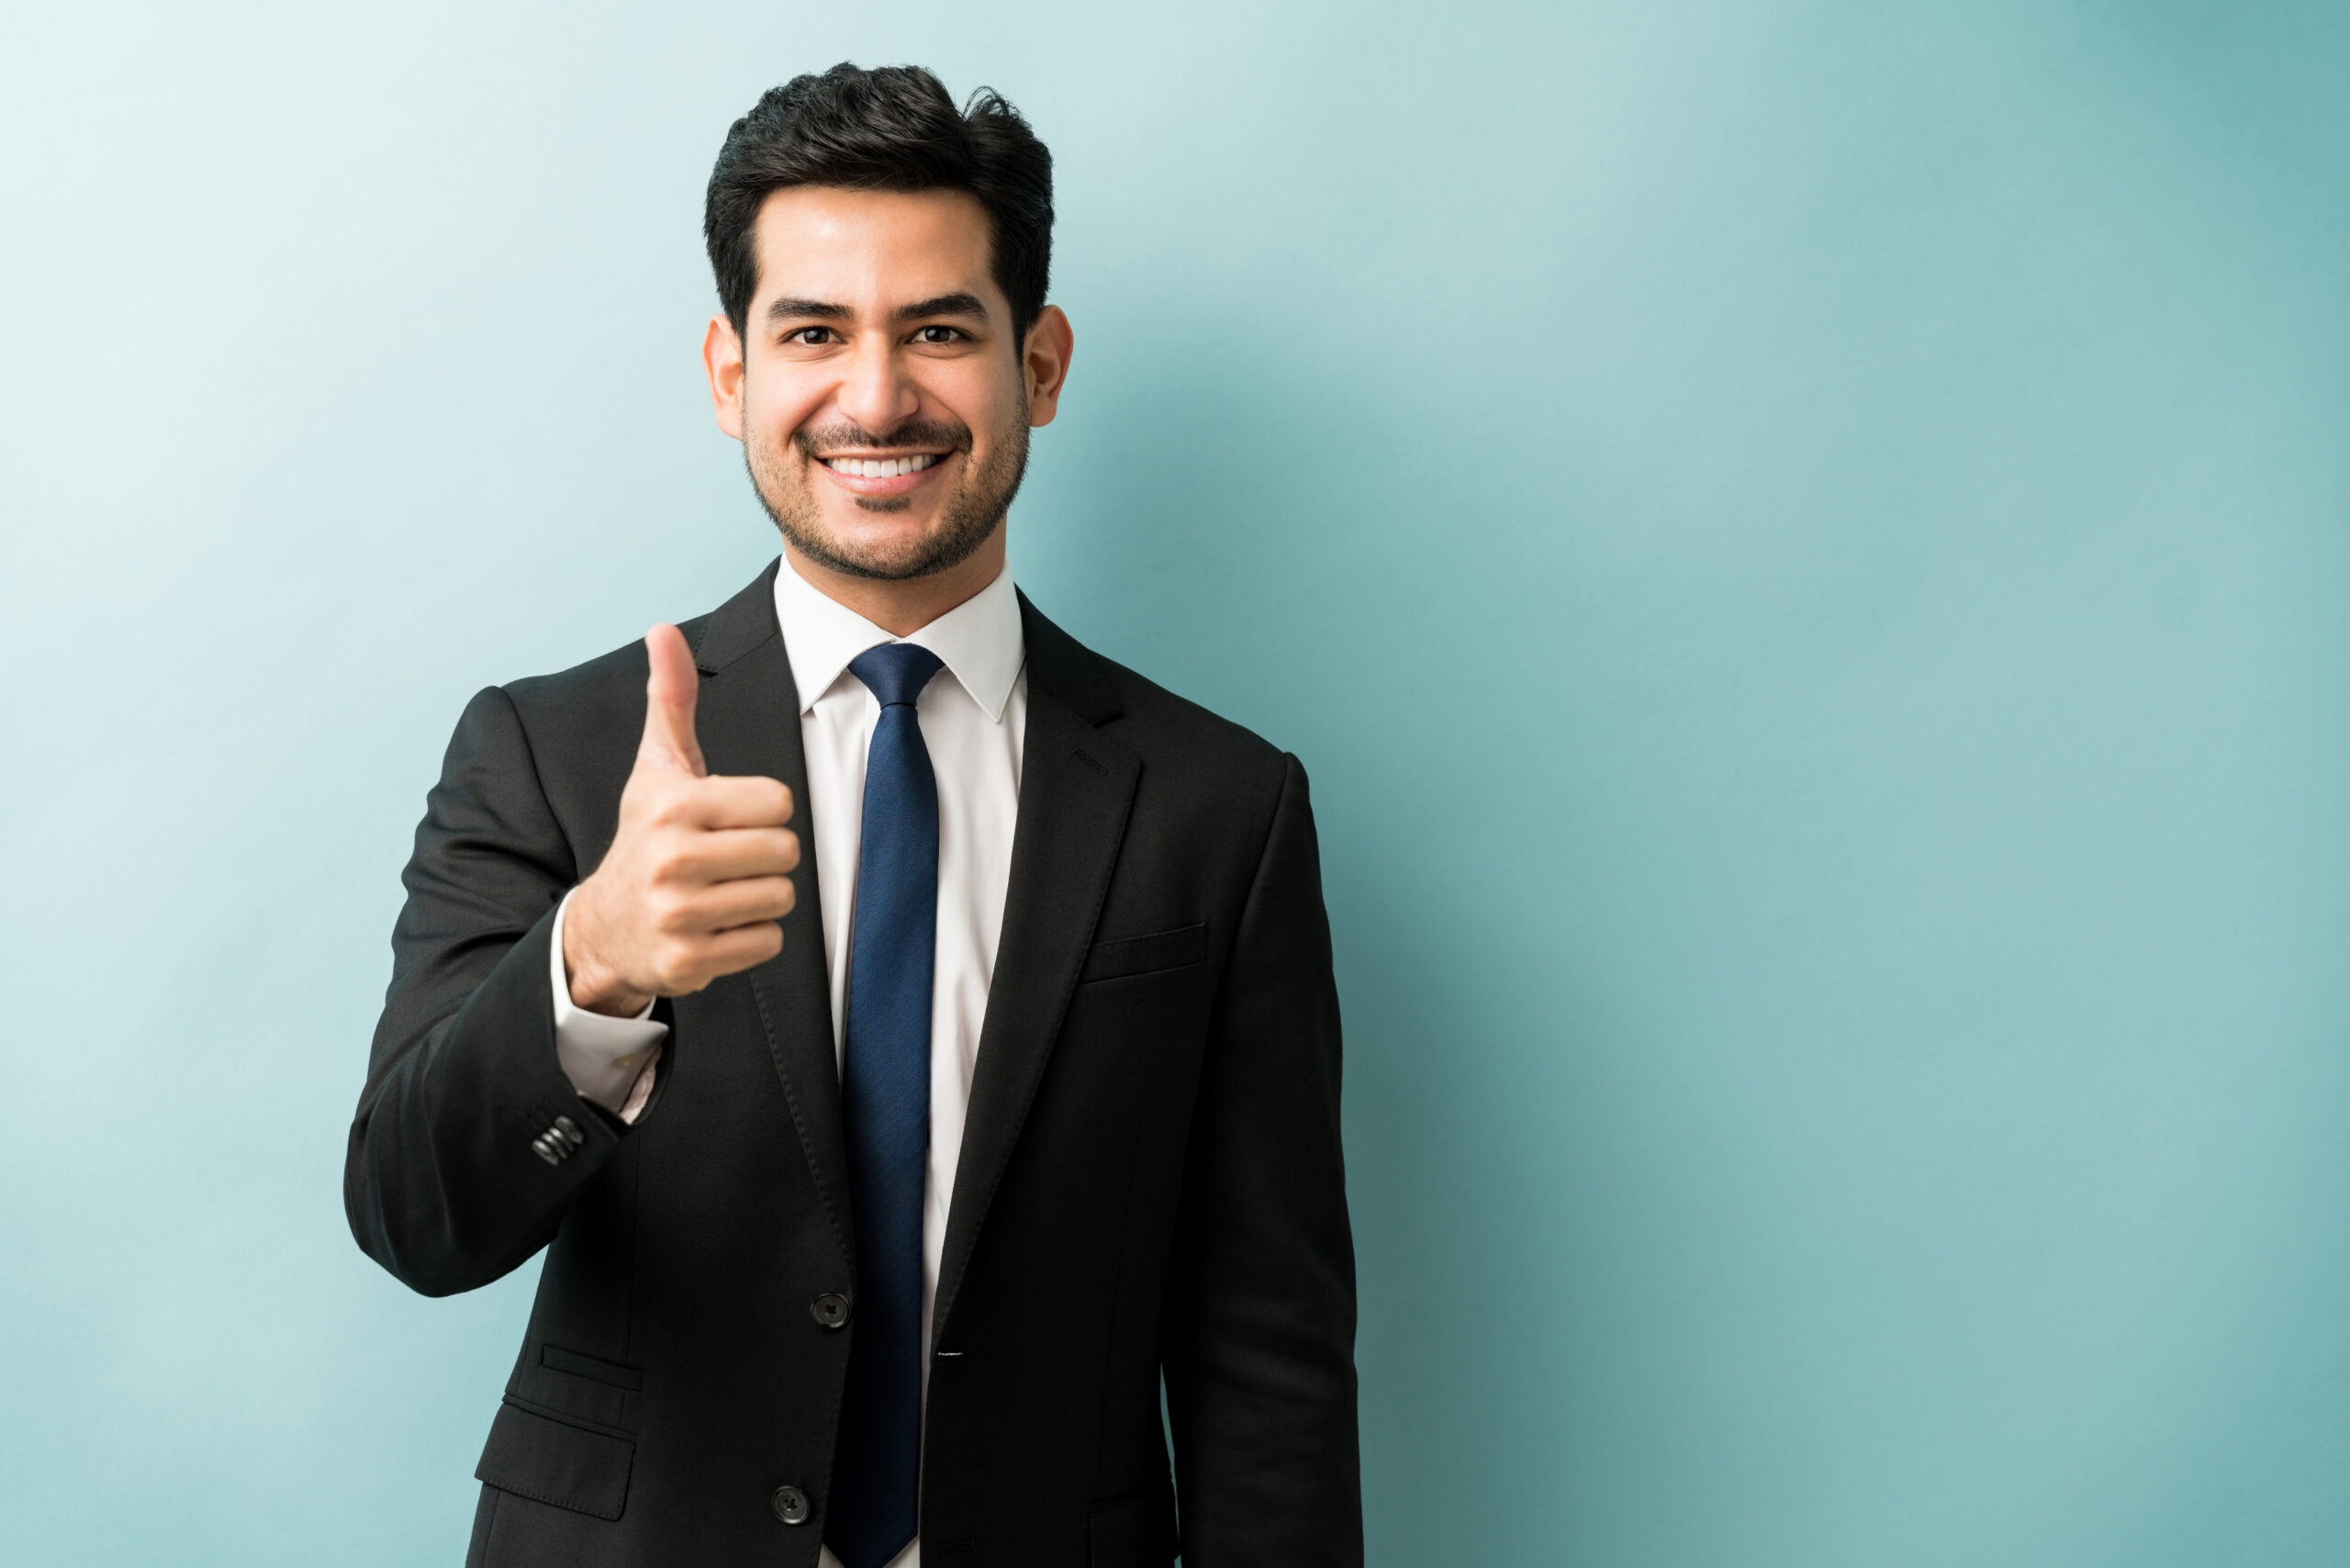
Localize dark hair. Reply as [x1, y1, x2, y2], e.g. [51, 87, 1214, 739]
[704, 63, 1054, 345]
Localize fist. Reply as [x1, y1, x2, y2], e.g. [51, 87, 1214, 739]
[562, 623, 800, 1015]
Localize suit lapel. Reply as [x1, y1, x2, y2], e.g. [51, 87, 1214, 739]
[932, 597, 1136, 1348]
[688, 561, 853, 1271]
[679, 573, 1135, 1311]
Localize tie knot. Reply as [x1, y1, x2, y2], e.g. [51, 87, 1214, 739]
[849, 643, 945, 710]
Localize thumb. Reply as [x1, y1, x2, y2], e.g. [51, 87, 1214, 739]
[639, 623, 706, 778]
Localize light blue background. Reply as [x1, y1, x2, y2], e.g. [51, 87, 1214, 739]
[6, 2, 2347, 1562]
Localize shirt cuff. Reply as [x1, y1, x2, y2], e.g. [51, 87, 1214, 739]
[550, 889, 667, 1120]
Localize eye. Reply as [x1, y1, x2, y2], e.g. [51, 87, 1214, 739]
[786, 326, 834, 346]
[913, 325, 964, 344]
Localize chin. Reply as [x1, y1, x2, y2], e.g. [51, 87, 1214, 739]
[813, 526, 955, 579]
[833, 517, 941, 558]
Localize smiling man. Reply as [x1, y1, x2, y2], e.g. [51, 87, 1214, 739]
[345, 64, 1360, 1568]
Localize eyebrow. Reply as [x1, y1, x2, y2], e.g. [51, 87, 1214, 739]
[763, 292, 992, 324]
[766, 297, 851, 321]
[896, 292, 990, 321]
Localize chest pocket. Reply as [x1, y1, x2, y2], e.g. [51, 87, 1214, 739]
[1079, 923, 1207, 984]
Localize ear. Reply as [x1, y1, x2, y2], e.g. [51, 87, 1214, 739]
[1022, 305, 1075, 428]
[703, 314, 747, 440]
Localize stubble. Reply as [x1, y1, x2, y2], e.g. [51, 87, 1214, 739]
[745, 411, 1029, 582]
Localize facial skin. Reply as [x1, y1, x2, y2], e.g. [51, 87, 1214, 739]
[702, 185, 1074, 635]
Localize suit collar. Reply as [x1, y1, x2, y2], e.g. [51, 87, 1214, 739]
[691, 557, 787, 675]
[1017, 589, 1122, 725]
[692, 559, 1116, 729]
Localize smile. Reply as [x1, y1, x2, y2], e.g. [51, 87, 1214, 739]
[821, 454, 942, 478]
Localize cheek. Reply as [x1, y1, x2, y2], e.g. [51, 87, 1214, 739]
[744, 364, 832, 449]
[923, 364, 1023, 443]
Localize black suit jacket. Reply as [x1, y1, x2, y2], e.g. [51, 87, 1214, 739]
[345, 564, 1360, 1568]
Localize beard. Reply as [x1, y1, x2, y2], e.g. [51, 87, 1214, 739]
[745, 408, 1029, 581]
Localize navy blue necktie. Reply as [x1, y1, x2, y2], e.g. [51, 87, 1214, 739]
[828, 643, 944, 1568]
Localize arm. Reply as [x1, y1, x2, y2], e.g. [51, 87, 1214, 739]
[347, 628, 798, 1296]
[1162, 754, 1363, 1566]
[343, 684, 628, 1297]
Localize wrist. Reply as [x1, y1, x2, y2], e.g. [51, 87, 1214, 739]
[563, 883, 655, 1017]
[571, 968, 655, 1019]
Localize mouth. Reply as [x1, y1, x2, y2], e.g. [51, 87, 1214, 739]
[811, 449, 951, 502]
[819, 453, 943, 479]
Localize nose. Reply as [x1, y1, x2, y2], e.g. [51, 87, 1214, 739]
[833, 333, 920, 439]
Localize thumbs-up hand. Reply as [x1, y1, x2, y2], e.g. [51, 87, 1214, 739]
[561, 624, 800, 1016]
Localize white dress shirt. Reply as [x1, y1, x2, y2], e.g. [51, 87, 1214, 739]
[548, 559, 1028, 1568]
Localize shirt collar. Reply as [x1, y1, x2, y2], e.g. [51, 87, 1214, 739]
[771, 554, 1026, 722]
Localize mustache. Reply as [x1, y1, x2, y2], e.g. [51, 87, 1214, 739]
[792, 418, 972, 458]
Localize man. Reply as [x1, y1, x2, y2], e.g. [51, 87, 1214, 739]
[346, 63, 1359, 1568]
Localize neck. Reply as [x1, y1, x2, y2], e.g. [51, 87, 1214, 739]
[782, 529, 1007, 637]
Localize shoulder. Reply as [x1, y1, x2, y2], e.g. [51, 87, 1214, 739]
[454, 610, 717, 845]
[1094, 654, 1287, 778]
[496, 561, 771, 742]
[1023, 594, 1294, 815]
[494, 610, 714, 745]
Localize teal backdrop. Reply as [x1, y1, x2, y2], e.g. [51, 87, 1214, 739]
[5, 2, 2347, 1562]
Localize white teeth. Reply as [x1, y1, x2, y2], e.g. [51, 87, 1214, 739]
[826, 454, 938, 478]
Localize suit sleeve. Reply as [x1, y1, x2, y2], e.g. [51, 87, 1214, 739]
[343, 685, 626, 1297]
[1162, 753, 1363, 1566]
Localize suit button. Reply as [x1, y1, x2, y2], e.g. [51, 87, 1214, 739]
[530, 1133, 564, 1166]
[811, 1293, 851, 1328]
[771, 1484, 811, 1525]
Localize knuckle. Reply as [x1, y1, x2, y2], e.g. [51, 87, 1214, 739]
[747, 924, 784, 963]
[654, 945, 704, 993]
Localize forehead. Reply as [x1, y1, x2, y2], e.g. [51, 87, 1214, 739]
[750, 186, 997, 310]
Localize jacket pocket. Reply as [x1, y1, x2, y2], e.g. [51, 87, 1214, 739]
[1079, 923, 1207, 984]
[1087, 1481, 1179, 1567]
[509, 1344, 640, 1433]
[475, 1396, 634, 1521]
[541, 1343, 643, 1389]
